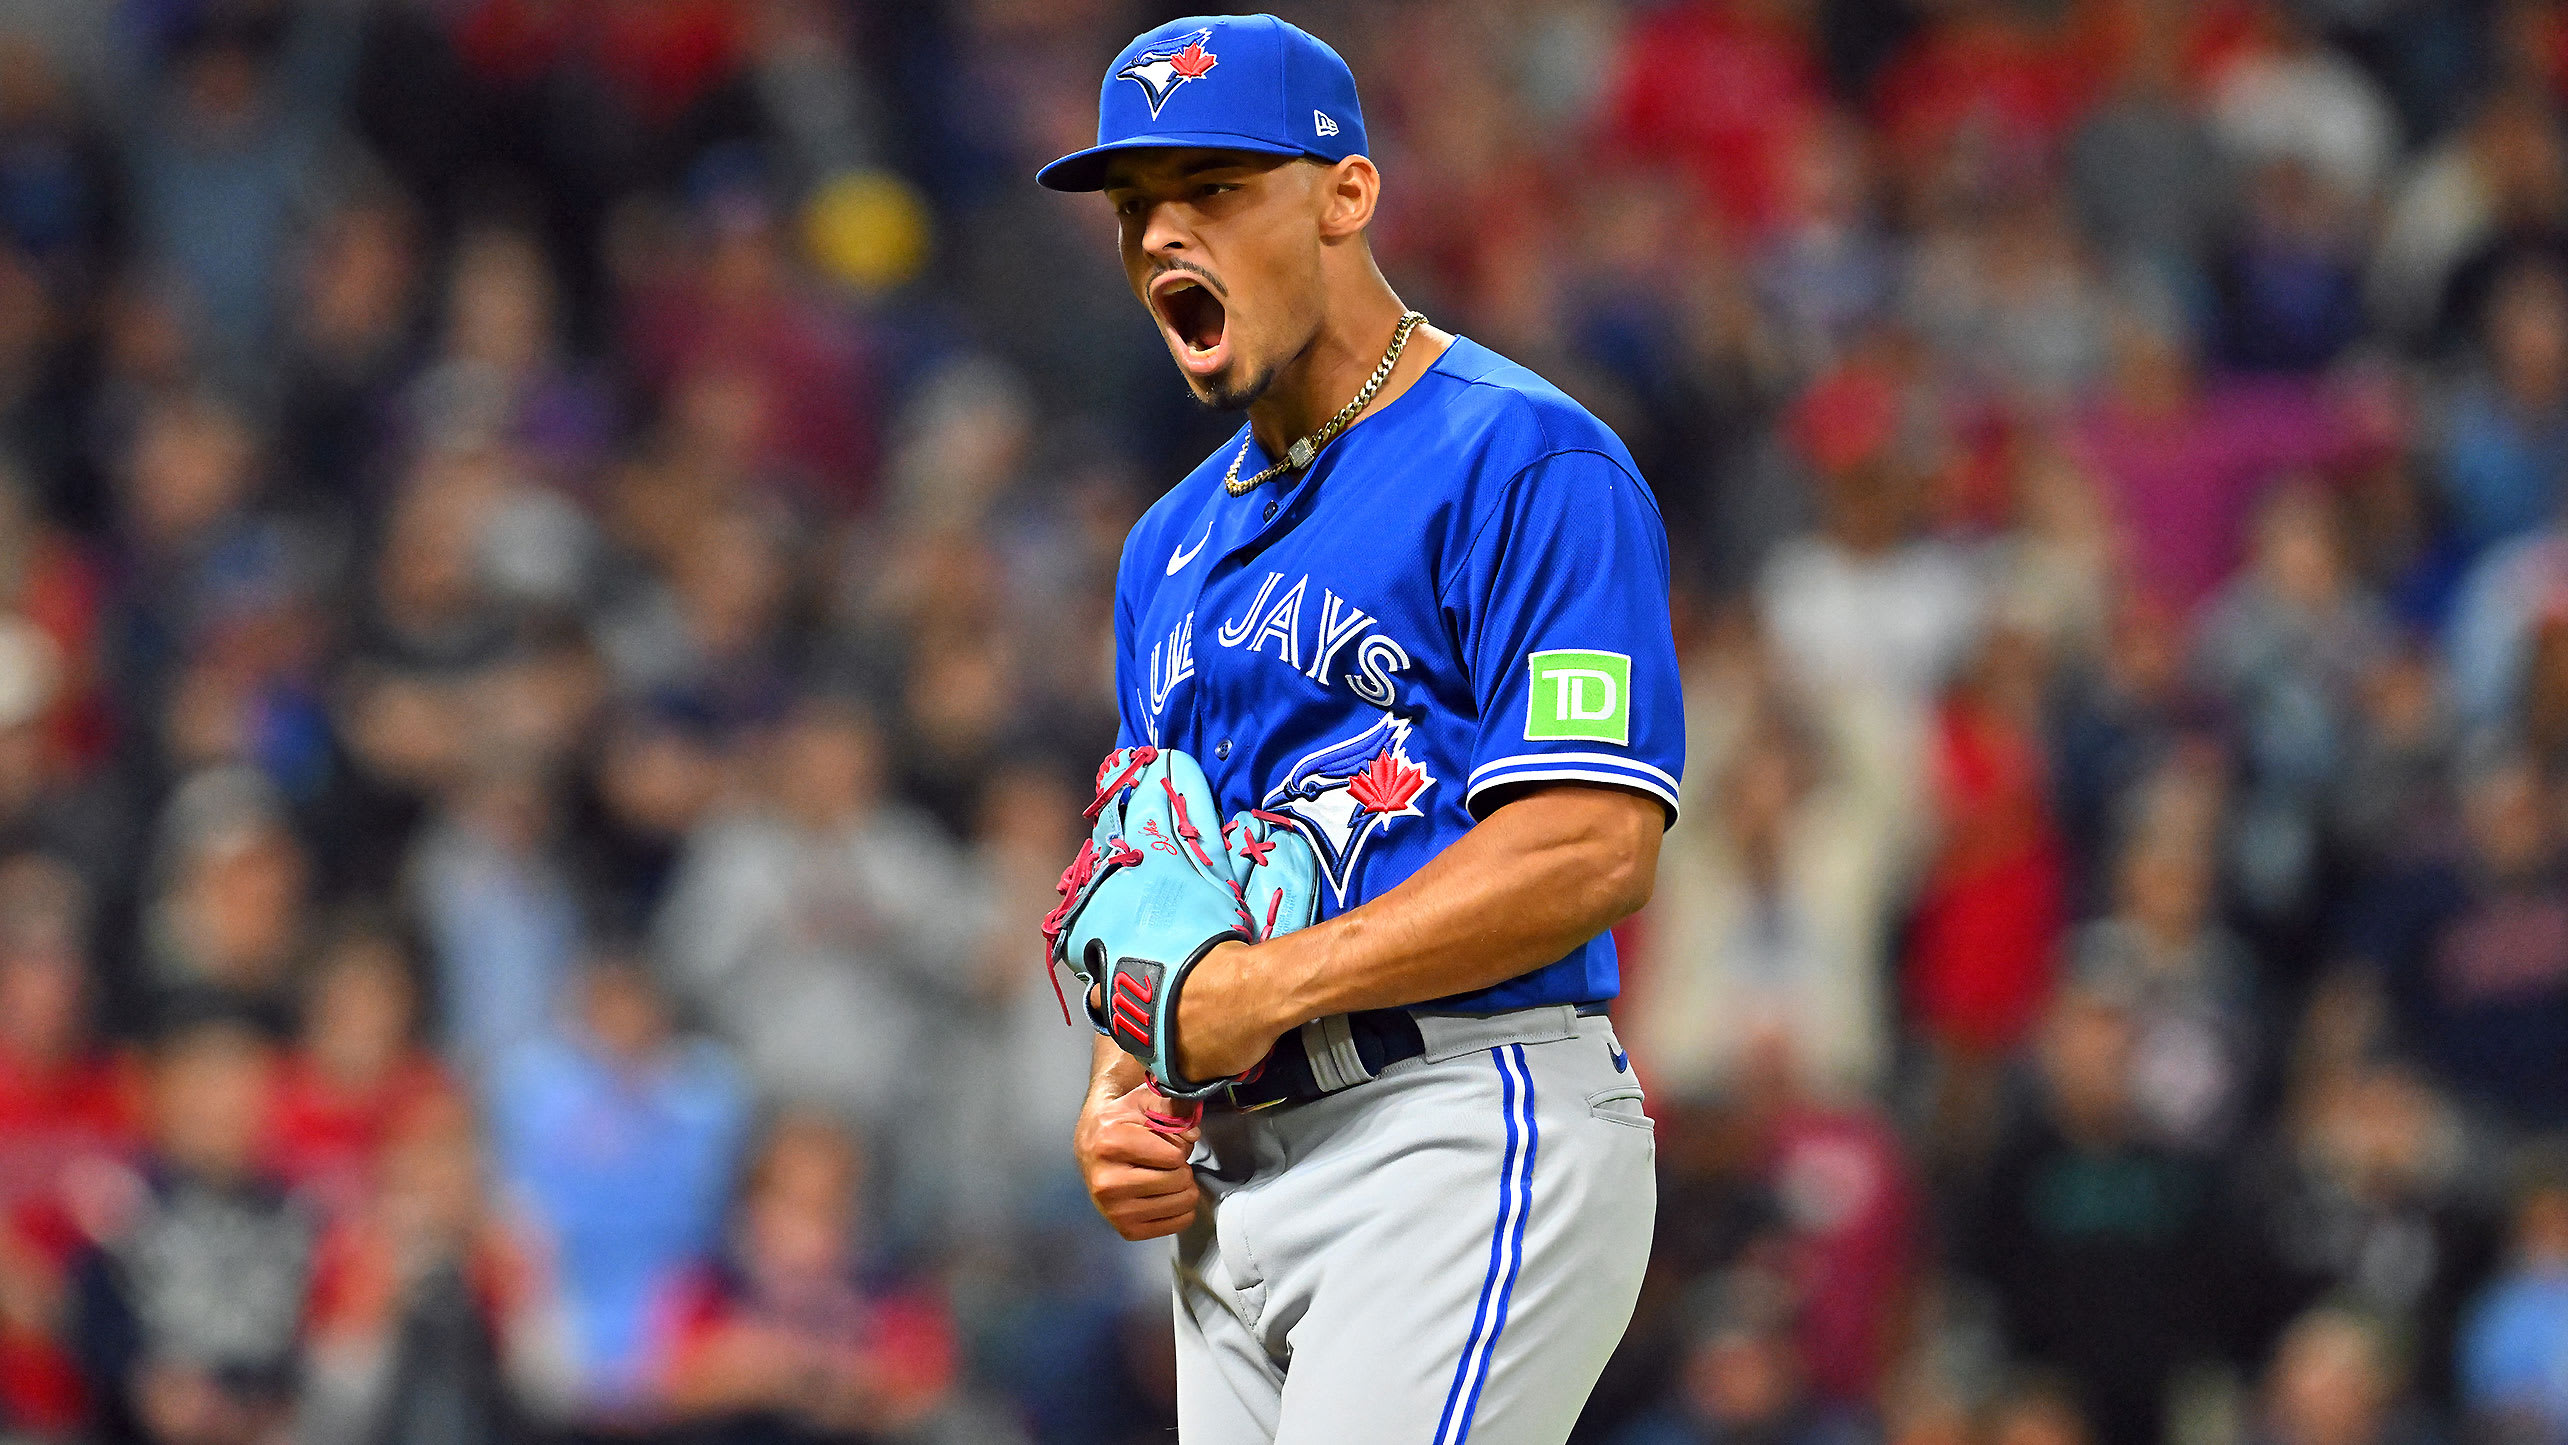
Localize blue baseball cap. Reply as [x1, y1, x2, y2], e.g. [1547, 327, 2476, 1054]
[1037, 14, 1367, 192]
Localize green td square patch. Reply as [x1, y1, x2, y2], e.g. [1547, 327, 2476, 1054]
[1526, 649, 1632, 745]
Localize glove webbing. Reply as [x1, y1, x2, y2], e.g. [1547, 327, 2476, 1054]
[1037, 833, 1146, 1025]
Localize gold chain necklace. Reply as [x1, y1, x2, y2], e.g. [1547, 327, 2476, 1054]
[1222, 311, 1427, 497]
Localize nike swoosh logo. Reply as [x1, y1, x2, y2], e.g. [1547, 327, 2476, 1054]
[1167, 517, 1213, 575]
[1609, 1042, 1630, 1073]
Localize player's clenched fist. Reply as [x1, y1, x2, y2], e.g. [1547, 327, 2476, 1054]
[1074, 1079, 1201, 1240]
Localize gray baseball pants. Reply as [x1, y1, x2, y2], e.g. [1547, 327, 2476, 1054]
[1172, 1006, 1655, 1443]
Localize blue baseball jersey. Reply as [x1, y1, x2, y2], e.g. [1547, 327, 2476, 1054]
[1111, 335, 1684, 1011]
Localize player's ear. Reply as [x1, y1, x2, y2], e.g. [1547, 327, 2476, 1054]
[1315, 155, 1378, 240]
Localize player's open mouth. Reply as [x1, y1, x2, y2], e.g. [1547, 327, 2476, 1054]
[1151, 273, 1230, 375]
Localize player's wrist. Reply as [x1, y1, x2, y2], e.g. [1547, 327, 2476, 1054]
[1170, 939, 1277, 1082]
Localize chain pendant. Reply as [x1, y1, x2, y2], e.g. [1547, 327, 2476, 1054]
[1222, 311, 1426, 497]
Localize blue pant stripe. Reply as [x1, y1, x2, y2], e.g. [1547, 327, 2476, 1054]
[1432, 1049, 1521, 1445]
[1454, 1043, 1539, 1442]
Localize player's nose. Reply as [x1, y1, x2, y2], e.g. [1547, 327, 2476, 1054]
[1137, 200, 1197, 257]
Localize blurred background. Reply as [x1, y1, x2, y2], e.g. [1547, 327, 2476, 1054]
[4, 0, 2568, 1442]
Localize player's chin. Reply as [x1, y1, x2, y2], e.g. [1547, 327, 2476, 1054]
[1174, 348, 1269, 412]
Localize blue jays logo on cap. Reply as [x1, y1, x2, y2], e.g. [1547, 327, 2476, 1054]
[1118, 27, 1219, 118]
[1037, 14, 1368, 193]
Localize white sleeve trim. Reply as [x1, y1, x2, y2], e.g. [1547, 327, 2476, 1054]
[1468, 751, 1680, 791]
[1464, 764, 1680, 820]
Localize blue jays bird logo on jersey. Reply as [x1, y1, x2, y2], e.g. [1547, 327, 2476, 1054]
[1262, 713, 1435, 906]
[1118, 29, 1219, 118]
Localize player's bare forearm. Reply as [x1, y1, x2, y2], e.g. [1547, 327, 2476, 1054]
[1174, 783, 1662, 1080]
[1086, 1031, 1150, 1102]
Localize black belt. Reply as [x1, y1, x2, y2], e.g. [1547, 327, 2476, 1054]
[1221, 1002, 1611, 1111]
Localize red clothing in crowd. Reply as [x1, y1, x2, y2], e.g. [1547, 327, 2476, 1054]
[303, 1206, 542, 1365]
[1906, 694, 2069, 1052]
[15, 533, 112, 770]
[623, 277, 878, 513]
[264, 1053, 458, 1220]
[451, 0, 749, 124]
[1603, 0, 1826, 239]
[655, 1260, 957, 1428]
[0, 1049, 143, 1431]
[1870, 2, 2117, 173]
[1761, 1102, 1918, 1405]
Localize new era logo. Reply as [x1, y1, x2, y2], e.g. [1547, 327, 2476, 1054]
[1526, 649, 1632, 745]
[1313, 110, 1339, 137]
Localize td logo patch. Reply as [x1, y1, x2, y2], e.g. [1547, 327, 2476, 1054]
[1526, 650, 1631, 744]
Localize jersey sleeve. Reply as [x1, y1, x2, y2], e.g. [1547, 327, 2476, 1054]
[1446, 448, 1684, 822]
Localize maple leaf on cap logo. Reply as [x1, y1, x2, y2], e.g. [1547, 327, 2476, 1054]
[1348, 750, 1428, 816]
[1118, 29, 1221, 118]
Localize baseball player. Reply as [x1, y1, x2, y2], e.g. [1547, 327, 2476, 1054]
[1036, 15, 1683, 1443]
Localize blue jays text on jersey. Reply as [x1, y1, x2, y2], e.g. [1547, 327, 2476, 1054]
[1111, 335, 1684, 1012]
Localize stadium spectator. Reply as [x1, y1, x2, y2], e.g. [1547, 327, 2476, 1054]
[2067, 1, 2230, 276]
[1963, 978, 2221, 1445]
[1606, 1265, 1880, 1445]
[2250, 1308, 2438, 1445]
[1758, 356, 1988, 709]
[407, 224, 615, 484]
[70, 1015, 311, 1445]
[1634, 651, 1916, 1102]
[300, 1091, 566, 1445]
[408, 756, 584, 1072]
[0, 853, 138, 1436]
[2207, 153, 2371, 375]
[2457, 1151, 2568, 1445]
[2347, 755, 2568, 1127]
[946, 763, 1113, 1238]
[262, 920, 455, 1222]
[122, 7, 362, 382]
[274, 188, 422, 509]
[139, 768, 310, 1036]
[653, 694, 983, 1208]
[1746, 1051, 1919, 1408]
[2226, 1054, 2497, 1408]
[2060, 809, 2259, 1156]
[1984, 1375, 2097, 1445]
[485, 952, 747, 1424]
[2433, 257, 2568, 559]
[655, 1110, 961, 1442]
[2194, 481, 2393, 931]
[1603, 0, 1825, 243]
[1904, 623, 2070, 1147]
[2072, 299, 2367, 614]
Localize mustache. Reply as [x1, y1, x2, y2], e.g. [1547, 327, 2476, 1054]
[1150, 259, 1229, 299]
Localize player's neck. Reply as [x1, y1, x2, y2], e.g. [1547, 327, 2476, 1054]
[1245, 283, 1428, 458]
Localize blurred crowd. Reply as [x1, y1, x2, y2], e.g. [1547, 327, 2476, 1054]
[0, 0, 2566, 1443]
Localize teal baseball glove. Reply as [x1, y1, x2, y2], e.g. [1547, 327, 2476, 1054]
[1223, 806, 1320, 944]
[1039, 748, 1324, 1106]
[1042, 746, 1255, 1099]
